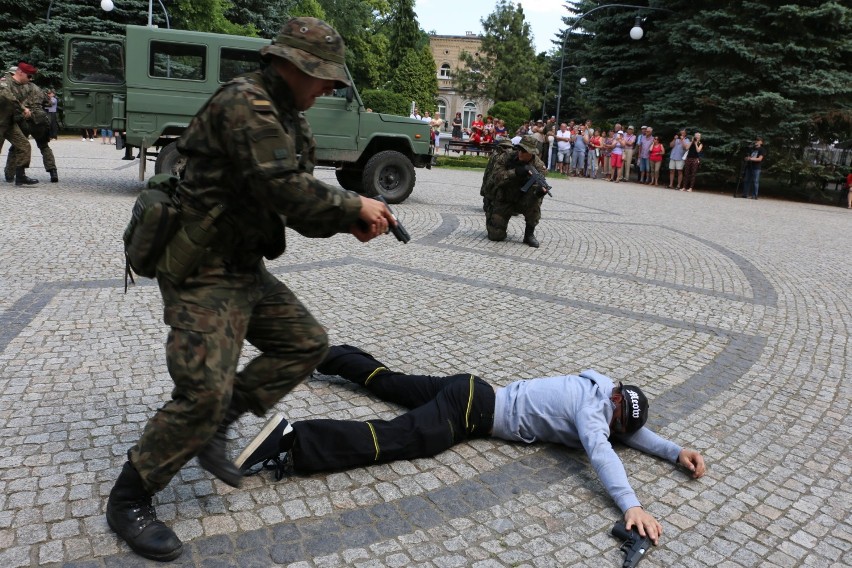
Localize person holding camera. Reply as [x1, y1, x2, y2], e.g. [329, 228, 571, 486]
[668, 129, 689, 189]
[681, 132, 704, 192]
[570, 125, 589, 177]
[609, 131, 625, 182]
[741, 136, 766, 199]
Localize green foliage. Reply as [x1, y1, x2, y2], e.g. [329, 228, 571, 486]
[487, 101, 531, 135]
[454, 0, 544, 109]
[360, 89, 409, 115]
[386, 0, 421, 70]
[171, 0, 256, 35]
[288, 0, 327, 19]
[225, 0, 289, 38]
[437, 154, 490, 169]
[387, 45, 438, 114]
[1, 0, 158, 90]
[317, 0, 391, 90]
[560, 0, 852, 190]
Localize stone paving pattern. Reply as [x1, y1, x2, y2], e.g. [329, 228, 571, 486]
[0, 139, 849, 567]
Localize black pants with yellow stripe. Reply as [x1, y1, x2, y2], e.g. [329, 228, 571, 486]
[290, 360, 495, 474]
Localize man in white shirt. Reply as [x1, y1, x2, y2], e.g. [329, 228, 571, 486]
[555, 123, 572, 174]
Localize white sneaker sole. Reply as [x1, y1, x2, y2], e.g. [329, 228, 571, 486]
[234, 413, 292, 469]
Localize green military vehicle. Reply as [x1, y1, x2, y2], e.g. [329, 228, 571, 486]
[62, 25, 431, 203]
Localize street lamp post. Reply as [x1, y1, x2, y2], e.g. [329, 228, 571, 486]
[554, 4, 674, 124]
[541, 65, 579, 120]
[147, 0, 171, 29]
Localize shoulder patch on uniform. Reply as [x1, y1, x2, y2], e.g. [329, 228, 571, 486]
[251, 99, 274, 111]
[274, 148, 288, 160]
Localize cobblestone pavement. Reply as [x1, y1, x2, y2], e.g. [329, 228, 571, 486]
[0, 139, 849, 567]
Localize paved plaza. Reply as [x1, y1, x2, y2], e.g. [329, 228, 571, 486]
[0, 138, 849, 567]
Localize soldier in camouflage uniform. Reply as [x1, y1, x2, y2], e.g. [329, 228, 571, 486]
[2, 63, 56, 182]
[480, 135, 548, 247]
[106, 18, 395, 562]
[0, 63, 37, 185]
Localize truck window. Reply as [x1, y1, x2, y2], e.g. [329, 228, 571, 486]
[150, 41, 206, 80]
[68, 39, 124, 84]
[219, 48, 261, 82]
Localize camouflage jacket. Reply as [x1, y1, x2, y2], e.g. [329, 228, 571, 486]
[0, 75, 25, 123]
[1, 77, 49, 124]
[176, 65, 361, 261]
[480, 149, 547, 202]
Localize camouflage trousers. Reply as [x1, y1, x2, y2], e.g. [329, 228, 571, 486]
[4, 121, 55, 175]
[0, 121, 31, 170]
[483, 193, 543, 242]
[129, 258, 328, 493]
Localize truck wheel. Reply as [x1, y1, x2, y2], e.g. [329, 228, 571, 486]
[154, 142, 186, 177]
[335, 167, 364, 192]
[362, 150, 415, 204]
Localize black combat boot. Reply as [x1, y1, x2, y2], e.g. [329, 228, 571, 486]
[316, 345, 389, 385]
[106, 461, 183, 561]
[196, 405, 244, 487]
[15, 167, 38, 185]
[523, 224, 540, 248]
[49, 169, 58, 183]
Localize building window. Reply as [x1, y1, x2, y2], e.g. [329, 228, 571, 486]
[436, 100, 447, 121]
[439, 63, 451, 78]
[462, 102, 477, 129]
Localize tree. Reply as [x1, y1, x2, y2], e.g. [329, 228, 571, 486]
[562, 0, 852, 186]
[454, 0, 544, 109]
[170, 0, 256, 35]
[488, 101, 530, 136]
[317, 0, 391, 89]
[360, 89, 409, 115]
[385, 0, 421, 71]
[387, 44, 438, 113]
[1, 0, 157, 90]
[288, 0, 327, 19]
[226, 0, 291, 37]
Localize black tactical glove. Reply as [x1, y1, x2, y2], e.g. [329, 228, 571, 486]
[515, 165, 530, 178]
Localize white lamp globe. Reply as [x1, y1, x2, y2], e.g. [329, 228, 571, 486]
[101, 0, 114, 12]
[579, 77, 587, 85]
[629, 25, 644, 40]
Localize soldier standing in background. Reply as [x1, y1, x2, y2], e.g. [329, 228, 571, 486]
[480, 135, 548, 247]
[105, 17, 395, 561]
[0, 63, 38, 185]
[2, 63, 56, 182]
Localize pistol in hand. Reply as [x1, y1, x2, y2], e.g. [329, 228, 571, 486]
[373, 195, 410, 243]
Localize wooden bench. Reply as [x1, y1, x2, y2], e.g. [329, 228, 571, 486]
[443, 140, 497, 156]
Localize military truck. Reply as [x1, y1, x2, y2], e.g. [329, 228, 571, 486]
[62, 25, 431, 203]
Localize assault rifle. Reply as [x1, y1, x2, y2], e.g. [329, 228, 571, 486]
[611, 521, 654, 568]
[518, 165, 553, 197]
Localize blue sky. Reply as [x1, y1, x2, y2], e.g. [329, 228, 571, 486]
[414, 0, 570, 54]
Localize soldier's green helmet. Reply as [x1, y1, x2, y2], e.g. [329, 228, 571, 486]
[261, 17, 350, 88]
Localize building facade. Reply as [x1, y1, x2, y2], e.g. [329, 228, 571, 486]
[428, 33, 494, 133]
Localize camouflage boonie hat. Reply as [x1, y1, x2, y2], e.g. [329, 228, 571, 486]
[516, 135, 540, 156]
[261, 17, 349, 88]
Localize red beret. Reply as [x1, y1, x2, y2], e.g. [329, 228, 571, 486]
[17, 62, 37, 75]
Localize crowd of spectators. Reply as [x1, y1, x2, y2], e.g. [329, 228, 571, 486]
[433, 109, 710, 191]
[511, 119, 708, 190]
